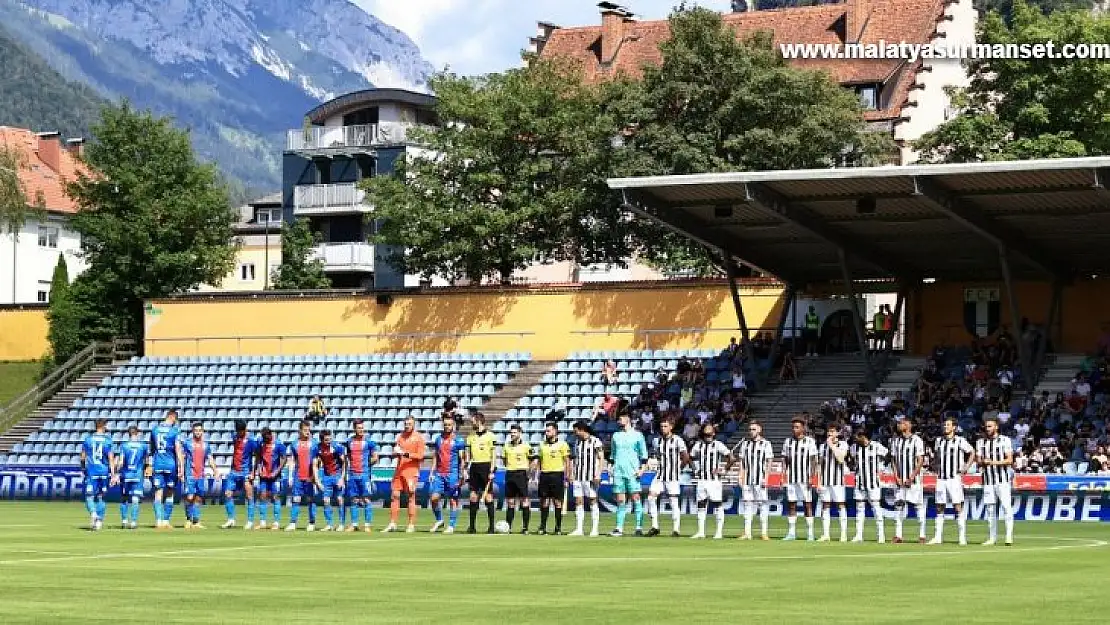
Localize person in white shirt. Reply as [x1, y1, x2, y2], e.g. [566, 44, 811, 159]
[732, 369, 746, 391]
[873, 390, 892, 413]
[1073, 377, 1091, 398]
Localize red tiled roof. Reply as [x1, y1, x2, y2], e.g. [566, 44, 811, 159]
[539, 0, 946, 122]
[0, 126, 88, 215]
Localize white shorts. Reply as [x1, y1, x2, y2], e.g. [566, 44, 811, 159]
[854, 486, 882, 502]
[935, 477, 965, 506]
[741, 485, 768, 503]
[648, 479, 681, 497]
[785, 483, 812, 503]
[818, 486, 846, 504]
[895, 483, 924, 507]
[695, 479, 723, 503]
[571, 481, 598, 500]
[982, 482, 1013, 511]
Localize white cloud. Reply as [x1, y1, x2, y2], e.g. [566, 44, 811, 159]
[353, 0, 734, 76]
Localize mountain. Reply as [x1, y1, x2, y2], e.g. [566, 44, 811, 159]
[0, 0, 434, 188]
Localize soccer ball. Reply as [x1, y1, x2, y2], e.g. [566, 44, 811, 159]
[494, 520, 511, 534]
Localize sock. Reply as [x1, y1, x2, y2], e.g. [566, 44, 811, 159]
[935, 511, 946, 541]
[507, 507, 516, 529]
[119, 502, 128, 522]
[855, 503, 866, 538]
[615, 501, 628, 531]
[291, 502, 301, 524]
[225, 496, 236, 521]
[987, 506, 997, 541]
[164, 497, 174, 522]
[259, 500, 270, 522]
[485, 502, 495, 530]
[788, 514, 797, 535]
[743, 501, 754, 536]
[130, 496, 141, 523]
[632, 499, 644, 530]
[468, 501, 478, 529]
[648, 497, 660, 529]
[339, 503, 347, 526]
[96, 498, 106, 520]
[540, 505, 549, 531]
[957, 508, 967, 541]
[308, 502, 317, 525]
[153, 497, 163, 522]
[554, 507, 562, 532]
[714, 505, 725, 537]
[448, 505, 458, 528]
[576, 506, 585, 533]
[408, 496, 418, 525]
[875, 505, 885, 541]
[433, 502, 443, 522]
[838, 510, 848, 539]
[272, 498, 282, 523]
[193, 501, 202, 523]
[916, 506, 927, 539]
[759, 503, 769, 536]
[669, 496, 681, 532]
[364, 502, 374, 525]
[1003, 506, 1013, 542]
[247, 499, 255, 524]
[805, 516, 814, 537]
[591, 501, 600, 534]
[323, 504, 334, 526]
[522, 506, 531, 530]
[895, 507, 904, 538]
[85, 495, 96, 517]
[697, 506, 707, 535]
[821, 507, 831, 537]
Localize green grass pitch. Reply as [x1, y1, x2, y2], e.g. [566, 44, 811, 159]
[0, 501, 1106, 624]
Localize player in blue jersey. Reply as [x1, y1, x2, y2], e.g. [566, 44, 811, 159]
[81, 419, 116, 531]
[343, 419, 379, 532]
[222, 419, 258, 529]
[608, 412, 649, 537]
[181, 422, 220, 529]
[313, 429, 346, 531]
[149, 409, 184, 529]
[253, 427, 286, 530]
[428, 413, 467, 533]
[285, 420, 317, 531]
[115, 425, 150, 529]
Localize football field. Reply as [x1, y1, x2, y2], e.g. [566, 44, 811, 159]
[0, 502, 1106, 624]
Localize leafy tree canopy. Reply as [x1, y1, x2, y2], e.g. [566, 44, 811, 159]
[271, 217, 331, 290]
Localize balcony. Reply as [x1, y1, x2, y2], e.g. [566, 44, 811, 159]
[293, 183, 371, 216]
[285, 122, 416, 153]
[312, 242, 375, 273]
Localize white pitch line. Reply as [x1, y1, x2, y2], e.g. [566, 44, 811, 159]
[0, 524, 45, 528]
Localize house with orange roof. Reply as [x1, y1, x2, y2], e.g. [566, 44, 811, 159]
[531, 0, 976, 165]
[0, 127, 88, 305]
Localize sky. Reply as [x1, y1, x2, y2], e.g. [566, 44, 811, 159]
[354, 0, 735, 76]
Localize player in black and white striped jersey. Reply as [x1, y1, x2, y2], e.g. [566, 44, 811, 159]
[732, 421, 774, 540]
[568, 421, 605, 537]
[889, 418, 927, 544]
[781, 417, 819, 541]
[816, 427, 850, 542]
[646, 419, 689, 537]
[929, 417, 974, 545]
[689, 423, 731, 539]
[975, 416, 1015, 546]
[850, 430, 888, 543]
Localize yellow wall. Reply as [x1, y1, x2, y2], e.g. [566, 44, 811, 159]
[0, 307, 48, 361]
[202, 243, 282, 292]
[145, 282, 788, 360]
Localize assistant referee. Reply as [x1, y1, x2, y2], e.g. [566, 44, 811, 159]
[502, 424, 534, 534]
[465, 413, 497, 534]
[537, 422, 571, 535]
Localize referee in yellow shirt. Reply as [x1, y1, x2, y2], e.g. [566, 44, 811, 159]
[502, 424, 534, 534]
[537, 422, 571, 535]
[465, 412, 497, 534]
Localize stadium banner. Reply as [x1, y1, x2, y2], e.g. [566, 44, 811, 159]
[2, 467, 1108, 522]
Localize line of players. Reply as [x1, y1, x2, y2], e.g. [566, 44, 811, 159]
[79, 408, 1016, 545]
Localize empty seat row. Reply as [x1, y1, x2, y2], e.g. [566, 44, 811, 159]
[90, 384, 499, 397]
[72, 396, 484, 410]
[566, 348, 718, 361]
[103, 373, 508, 387]
[115, 362, 522, 377]
[131, 352, 532, 366]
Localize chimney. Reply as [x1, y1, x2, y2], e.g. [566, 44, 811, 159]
[598, 2, 633, 66]
[529, 21, 560, 57]
[36, 131, 62, 173]
[65, 138, 85, 158]
[846, 0, 875, 44]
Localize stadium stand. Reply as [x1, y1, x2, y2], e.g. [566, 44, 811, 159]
[0, 352, 531, 468]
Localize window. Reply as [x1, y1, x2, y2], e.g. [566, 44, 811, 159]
[38, 226, 59, 248]
[37, 281, 50, 303]
[856, 85, 879, 110]
[254, 207, 282, 224]
[240, 263, 256, 281]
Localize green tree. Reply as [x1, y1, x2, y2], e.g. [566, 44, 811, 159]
[915, 1, 1110, 162]
[0, 144, 46, 302]
[45, 253, 81, 369]
[53, 103, 238, 358]
[614, 6, 889, 274]
[361, 59, 628, 284]
[271, 218, 331, 289]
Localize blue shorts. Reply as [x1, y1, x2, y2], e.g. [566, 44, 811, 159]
[183, 476, 209, 497]
[611, 474, 641, 496]
[121, 479, 145, 498]
[224, 472, 251, 494]
[257, 477, 281, 496]
[346, 475, 372, 499]
[428, 473, 461, 500]
[318, 476, 343, 500]
[291, 479, 315, 499]
[151, 470, 177, 490]
[84, 475, 109, 497]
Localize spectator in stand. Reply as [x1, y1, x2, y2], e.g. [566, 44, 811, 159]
[779, 350, 797, 382]
[882, 304, 895, 350]
[803, 305, 820, 357]
[871, 306, 887, 351]
[725, 336, 742, 363]
[600, 360, 618, 387]
[307, 395, 328, 424]
[731, 362, 747, 393]
[593, 393, 620, 423]
[682, 418, 699, 443]
[1089, 446, 1109, 474]
[548, 396, 568, 421]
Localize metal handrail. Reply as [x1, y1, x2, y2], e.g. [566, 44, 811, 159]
[0, 341, 110, 434]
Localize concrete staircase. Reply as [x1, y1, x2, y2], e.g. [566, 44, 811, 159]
[877, 354, 926, 395]
[0, 364, 118, 454]
[477, 360, 559, 424]
[1033, 353, 1084, 395]
[730, 353, 894, 447]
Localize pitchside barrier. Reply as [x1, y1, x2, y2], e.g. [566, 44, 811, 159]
[1, 467, 1107, 522]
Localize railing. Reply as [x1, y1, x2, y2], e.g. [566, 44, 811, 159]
[286, 122, 416, 151]
[312, 242, 375, 272]
[293, 183, 370, 215]
[0, 341, 112, 434]
[144, 331, 537, 358]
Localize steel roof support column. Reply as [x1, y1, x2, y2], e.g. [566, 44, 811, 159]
[889, 287, 907, 352]
[724, 256, 753, 356]
[765, 283, 797, 389]
[1031, 282, 1063, 390]
[998, 249, 1035, 394]
[838, 249, 878, 391]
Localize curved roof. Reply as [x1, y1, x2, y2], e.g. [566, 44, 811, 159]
[305, 88, 436, 124]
